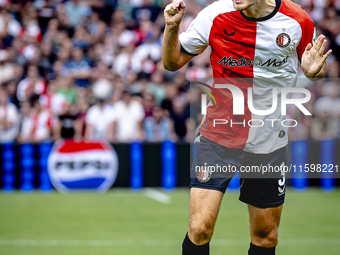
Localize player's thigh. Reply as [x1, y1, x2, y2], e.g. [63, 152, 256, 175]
[239, 146, 287, 208]
[248, 204, 283, 246]
[188, 187, 223, 236]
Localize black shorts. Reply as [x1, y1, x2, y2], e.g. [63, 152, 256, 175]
[191, 133, 287, 208]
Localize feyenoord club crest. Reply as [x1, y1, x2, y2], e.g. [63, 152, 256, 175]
[197, 163, 212, 182]
[276, 28, 291, 48]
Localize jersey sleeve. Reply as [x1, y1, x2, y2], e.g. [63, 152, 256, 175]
[296, 15, 316, 61]
[178, 8, 211, 56]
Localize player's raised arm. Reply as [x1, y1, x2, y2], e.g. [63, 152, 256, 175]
[162, 0, 193, 71]
[301, 35, 332, 80]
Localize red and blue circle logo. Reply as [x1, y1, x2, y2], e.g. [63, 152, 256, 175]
[48, 140, 119, 193]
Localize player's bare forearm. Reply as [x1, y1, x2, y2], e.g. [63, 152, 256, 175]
[301, 35, 332, 81]
[162, 25, 192, 71]
[162, 0, 193, 71]
[162, 24, 181, 71]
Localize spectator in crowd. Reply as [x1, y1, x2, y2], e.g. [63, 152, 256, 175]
[0, 50, 16, 84]
[62, 47, 91, 87]
[72, 26, 91, 49]
[288, 110, 312, 141]
[20, 94, 53, 143]
[56, 77, 77, 104]
[20, 10, 43, 43]
[169, 96, 191, 142]
[113, 42, 137, 78]
[0, 88, 19, 142]
[17, 65, 46, 102]
[185, 54, 210, 82]
[5, 80, 19, 107]
[311, 81, 340, 140]
[0, 8, 21, 42]
[91, 61, 114, 85]
[144, 105, 173, 142]
[17, 100, 31, 143]
[133, 23, 161, 72]
[43, 18, 59, 45]
[131, 0, 161, 23]
[38, 41, 56, 76]
[64, 0, 89, 27]
[54, 103, 80, 140]
[74, 88, 89, 139]
[108, 90, 145, 142]
[147, 70, 166, 104]
[287, 90, 314, 141]
[311, 96, 337, 141]
[87, 11, 106, 44]
[143, 92, 154, 118]
[85, 79, 115, 140]
[161, 83, 178, 114]
[40, 79, 67, 115]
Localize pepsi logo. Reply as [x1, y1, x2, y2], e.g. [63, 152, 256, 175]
[48, 140, 119, 193]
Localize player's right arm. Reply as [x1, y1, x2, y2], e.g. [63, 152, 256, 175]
[162, 0, 193, 71]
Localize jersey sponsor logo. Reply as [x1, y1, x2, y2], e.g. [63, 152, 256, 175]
[48, 140, 119, 193]
[223, 29, 235, 40]
[218, 55, 289, 68]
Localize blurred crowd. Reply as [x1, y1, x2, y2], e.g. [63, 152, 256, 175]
[0, 0, 339, 144]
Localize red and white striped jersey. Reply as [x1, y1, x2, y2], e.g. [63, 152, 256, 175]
[179, 0, 315, 153]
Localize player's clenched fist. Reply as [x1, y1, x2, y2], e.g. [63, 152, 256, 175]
[164, 0, 186, 26]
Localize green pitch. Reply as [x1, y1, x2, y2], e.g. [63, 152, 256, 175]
[0, 188, 340, 255]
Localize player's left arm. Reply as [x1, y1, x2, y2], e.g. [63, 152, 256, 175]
[301, 34, 332, 80]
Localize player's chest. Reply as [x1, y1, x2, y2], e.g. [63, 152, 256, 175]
[209, 13, 301, 68]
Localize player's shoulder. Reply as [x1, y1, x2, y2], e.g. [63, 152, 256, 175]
[279, 0, 314, 26]
[197, 0, 235, 19]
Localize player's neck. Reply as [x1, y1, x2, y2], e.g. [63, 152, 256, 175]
[242, 0, 277, 19]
